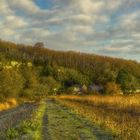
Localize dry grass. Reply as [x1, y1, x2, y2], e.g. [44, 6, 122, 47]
[53, 94, 140, 140]
[0, 98, 17, 111]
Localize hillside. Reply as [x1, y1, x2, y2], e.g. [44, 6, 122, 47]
[0, 39, 140, 101]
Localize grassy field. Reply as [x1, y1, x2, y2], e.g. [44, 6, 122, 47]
[52, 94, 140, 140]
[0, 95, 140, 140]
[0, 99, 118, 140]
[44, 99, 115, 140]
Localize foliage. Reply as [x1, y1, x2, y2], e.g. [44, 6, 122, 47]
[104, 82, 122, 95]
[0, 98, 17, 111]
[0, 68, 24, 99]
[0, 39, 140, 100]
[40, 76, 61, 95]
[116, 69, 139, 93]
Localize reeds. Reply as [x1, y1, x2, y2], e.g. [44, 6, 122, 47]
[54, 94, 140, 140]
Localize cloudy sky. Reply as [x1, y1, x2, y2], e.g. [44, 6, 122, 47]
[0, 0, 140, 61]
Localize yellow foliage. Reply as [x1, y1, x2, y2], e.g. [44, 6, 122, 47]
[4, 65, 12, 69]
[7, 98, 17, 106]
[0, 98, 17, 111]
[11, 61, 19, 67]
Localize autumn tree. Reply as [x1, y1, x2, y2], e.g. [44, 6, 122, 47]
[0, 69, 24, 99]
[105, 82, 122, 95]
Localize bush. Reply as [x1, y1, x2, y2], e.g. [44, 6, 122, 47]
[0, 69, 24, 99]
[33, 84, 49, 97]
[105, 82, 123, 95]
[40, 76, 61, 95]
[116, 69, 139, 92]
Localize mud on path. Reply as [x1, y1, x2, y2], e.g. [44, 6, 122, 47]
[42, 99, 117, 140]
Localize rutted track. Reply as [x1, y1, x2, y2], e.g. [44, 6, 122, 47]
[42, 99, 117, 140]
[0, 102, 38, 138]
[0, 99, 119, 140]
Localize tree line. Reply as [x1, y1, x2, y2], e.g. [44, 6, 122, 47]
[0, 39, 140, 101]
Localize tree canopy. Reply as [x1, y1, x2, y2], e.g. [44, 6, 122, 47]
[0, 39, 140, 100]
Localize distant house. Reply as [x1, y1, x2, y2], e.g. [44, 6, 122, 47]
[71, 84, 104, 94]
[71, 84, 87, 94]
[88, 84, 104, 93]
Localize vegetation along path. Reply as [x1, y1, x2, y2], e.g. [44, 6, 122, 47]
[42, 99, 116, 140]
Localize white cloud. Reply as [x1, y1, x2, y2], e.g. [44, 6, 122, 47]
[1, 28, 15, 36]
[0, 0, 140, 61]
[69, 25, 94, 34]
[76, 0, 105, 14]
[3, 15, 27, 29]
[7, 0, 40, 14]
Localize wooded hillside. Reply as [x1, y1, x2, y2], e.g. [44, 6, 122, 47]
[0, 39, 140, 100]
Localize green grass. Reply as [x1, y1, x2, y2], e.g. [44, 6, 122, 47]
[45, 99, 115, 140]
[6, 128, 19, 140]
[5, 101, 46, 140]
[32, 101, 46, 140]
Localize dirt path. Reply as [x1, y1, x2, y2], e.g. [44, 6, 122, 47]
[42, 99, 117, 140]
[0, 103, 38, 139]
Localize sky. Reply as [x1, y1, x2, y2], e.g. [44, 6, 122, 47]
[0, 0, 140, 62]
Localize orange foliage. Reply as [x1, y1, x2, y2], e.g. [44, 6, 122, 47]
[0, 98, 17, 111]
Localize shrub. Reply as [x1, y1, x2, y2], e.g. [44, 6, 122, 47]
[0, 69, 25, 99]
[40, 76, 61, 95]
[105, 82, 123, 95]
[116, 69, 139, 92]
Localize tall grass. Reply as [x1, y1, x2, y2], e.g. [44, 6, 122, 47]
[53, 94, 140, 140]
